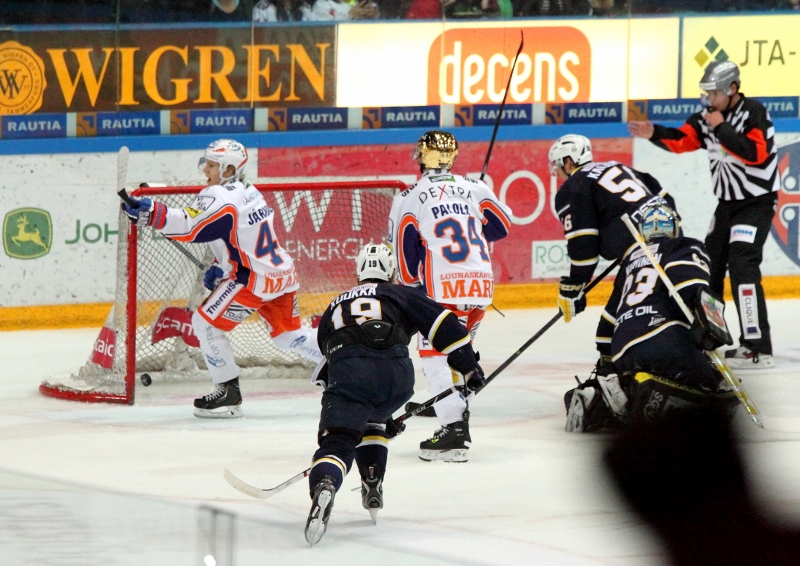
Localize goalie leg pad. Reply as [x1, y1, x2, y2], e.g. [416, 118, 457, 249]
[628, 373, 739, 424]
[565, 377, 626, 433]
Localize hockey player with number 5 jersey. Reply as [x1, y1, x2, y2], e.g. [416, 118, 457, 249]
[122, 139, 323, 418]
[386, 130, 512, 462]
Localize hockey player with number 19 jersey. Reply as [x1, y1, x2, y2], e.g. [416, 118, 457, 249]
[387, 130, 512, 462]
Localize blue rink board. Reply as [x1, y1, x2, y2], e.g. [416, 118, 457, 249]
[2, 119, 800, 156]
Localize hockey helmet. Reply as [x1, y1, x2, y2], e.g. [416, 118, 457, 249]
[548, 134, 593, 175]
[413, 131, 458, 170]
[699, 61, 740, 94]
[638, 203, 680, 242]
[356, 243, 396, 282]
[198, 139, 248, 183]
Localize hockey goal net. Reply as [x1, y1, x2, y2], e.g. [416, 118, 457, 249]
[40, 179, 407, 404]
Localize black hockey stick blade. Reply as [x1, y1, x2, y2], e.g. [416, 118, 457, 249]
[480, 31, 524, 181]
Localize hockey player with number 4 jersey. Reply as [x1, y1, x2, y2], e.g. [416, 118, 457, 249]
[122, 139, 323, 418]
[387, 130, 512, 462]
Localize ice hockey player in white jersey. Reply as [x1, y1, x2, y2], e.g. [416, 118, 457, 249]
[122, 139, 323, 418]
[387, 130, 512, 462]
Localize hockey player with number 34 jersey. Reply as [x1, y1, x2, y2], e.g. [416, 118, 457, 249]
[122, 139, 323, 418]
[386, 130, 512, 462]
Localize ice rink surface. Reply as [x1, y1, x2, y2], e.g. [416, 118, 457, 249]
[2, 301, 800, 565]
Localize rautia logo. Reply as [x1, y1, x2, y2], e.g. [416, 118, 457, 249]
[427, 27, 591, 105]
[3, 208, 52, 259]
[152, 307, 200, 347]
[771, 142, 800, 267]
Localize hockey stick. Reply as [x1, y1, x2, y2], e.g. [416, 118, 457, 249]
[117, 180, 206, 271]
[224, 260, 619, 500]
[480, 31, 524, 182]
[619, 213, 763, 429]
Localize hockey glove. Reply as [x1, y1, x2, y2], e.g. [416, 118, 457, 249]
[596, 355, 617, 377]
[121, 196, 155, 227]
[557, 276, 586, 323]
[464, 363, 486, 393]
[385, 417, 405, 439]
[203, 265, 224, 291]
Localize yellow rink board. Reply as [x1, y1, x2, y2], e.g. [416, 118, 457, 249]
[2, 275, 798, 332]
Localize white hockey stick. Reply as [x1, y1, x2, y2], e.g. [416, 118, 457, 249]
[620, 213, 763, 428]
[117, 146, 129, 192]
[224, 468, 310, 500]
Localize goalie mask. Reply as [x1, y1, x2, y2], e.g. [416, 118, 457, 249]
[638, 203, 680, 242]
[356, 243, 396, 282]
[548, 134, 593, 175]
[198, 139, 248, 183]
[413, 131, 458, 171]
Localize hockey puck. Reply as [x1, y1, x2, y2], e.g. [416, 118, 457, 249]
[140, 373, 152, 387]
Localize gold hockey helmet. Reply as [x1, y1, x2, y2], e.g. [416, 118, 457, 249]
[413, 130, 459, 170]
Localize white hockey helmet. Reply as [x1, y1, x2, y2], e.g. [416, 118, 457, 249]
[638, 203, 680, 242]
[198, 139, 248, 183]
[356, 243, 396, 282]
[413, 130, 458, 170]
[699, 61, 740, 94]
[548, 134, 593, 175]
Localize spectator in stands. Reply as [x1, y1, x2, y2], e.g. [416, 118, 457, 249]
[209, 0, 252, 19]
[252, 0, 315, 21]
[310, 0, 378, 20]
[515, 0, 594, 15]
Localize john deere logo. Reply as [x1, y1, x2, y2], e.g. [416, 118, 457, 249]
[0, 41, 47, 115]
[695, 37, 729, 68]
[3, 208, 52, 259]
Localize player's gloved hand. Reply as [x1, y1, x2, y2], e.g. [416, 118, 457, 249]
[464, 363, 486, 393]
[203, 265, 224, 291]
[121, 196, 155, 227]
[596, 354, 617, 377]
[385, 417, 405, 439]
[447, 344, 478, 378]
[557, 276, 586, 323]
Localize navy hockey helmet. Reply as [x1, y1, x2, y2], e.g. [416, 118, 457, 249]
[638, 203, 680, 242]
[356, 243, 396, 282]
[548, 134, 593, 175]
[699, 61, 740, 95]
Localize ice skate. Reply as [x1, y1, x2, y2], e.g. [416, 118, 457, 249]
[724, 346, 774, 370]
[419, 411, 471, 463]
[361, 466, 383, 525]
[305, 476, 337, 546]
[404, 401, 436, 417]
[193, 378, 242, 418]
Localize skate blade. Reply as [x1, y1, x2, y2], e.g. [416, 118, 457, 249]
[369, 508, 379, 525]
[726, 359, 775, 370]
[419, 448, 469, 463]
[305, 490, 332, 546]
[193, 405, 243, 419]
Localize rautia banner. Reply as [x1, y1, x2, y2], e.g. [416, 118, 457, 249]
[0, 25, 335, 115]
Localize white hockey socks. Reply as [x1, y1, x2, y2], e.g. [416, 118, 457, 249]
[191, 310, 240, 384]
[421, 356, 468, 426]
[272, 327, 324, 365]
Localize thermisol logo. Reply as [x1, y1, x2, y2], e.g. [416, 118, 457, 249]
[3, 207, 52, 259]
[771, 142, 800, 267]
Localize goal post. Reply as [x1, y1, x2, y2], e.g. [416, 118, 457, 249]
[40, 179, 408, 404]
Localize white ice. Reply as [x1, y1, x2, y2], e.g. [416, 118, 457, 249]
[2, 302, 800, 565]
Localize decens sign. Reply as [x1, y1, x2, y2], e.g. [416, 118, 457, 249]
[427, 27, 591, 105]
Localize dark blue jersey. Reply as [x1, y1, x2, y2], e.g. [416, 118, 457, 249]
[554, 160, 676, 283]
[596, 236, 712, 361]
[317, 282, 471, 356]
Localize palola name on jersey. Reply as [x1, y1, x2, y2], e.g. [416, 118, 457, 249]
[430, 202, 471, 219]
